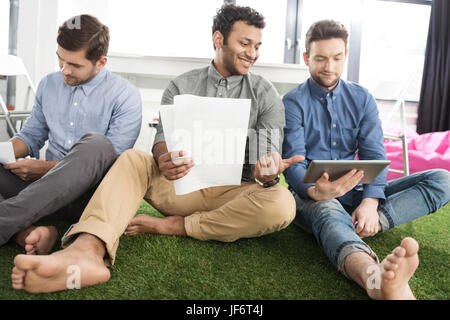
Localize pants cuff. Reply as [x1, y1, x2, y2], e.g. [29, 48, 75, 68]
[184, 213, 205, 240]
[61, 218, 119, 266]
[337, 241, 379, 279]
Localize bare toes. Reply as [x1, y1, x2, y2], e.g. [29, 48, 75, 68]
[383, 270, 395, 280]
[393, 246, 406, 258]
[383, 261, 398, 271]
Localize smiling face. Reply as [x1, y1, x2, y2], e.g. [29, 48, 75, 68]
[56, 46, 106, 86]
[303, 38, 348, 91]
[213, 20, 262, 78]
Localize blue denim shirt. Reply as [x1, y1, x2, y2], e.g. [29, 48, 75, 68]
[15, 68, 142, 160]
[282, 78, 387, 206]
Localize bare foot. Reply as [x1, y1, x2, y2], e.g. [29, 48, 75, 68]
[24, 226, 58, 255]
[125, 214, 186, 236]
[13, 225, 36, 248]
[368, 237, 419, 300]
[125, 214, 160, 235]
[11, 234, 110, 293]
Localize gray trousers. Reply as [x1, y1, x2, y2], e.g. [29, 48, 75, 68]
[0, 133, 118, 246]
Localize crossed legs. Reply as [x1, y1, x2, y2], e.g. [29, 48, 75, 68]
[11, 149, 295, 293]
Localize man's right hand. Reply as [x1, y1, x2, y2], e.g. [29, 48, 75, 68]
[307, 169, 364, 201]
[157, 150, 194, 180]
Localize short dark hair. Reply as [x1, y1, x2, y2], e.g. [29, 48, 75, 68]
[57, 14, 109, 63]
[305, 20, 349, 55]
[212, 3, 265, 49]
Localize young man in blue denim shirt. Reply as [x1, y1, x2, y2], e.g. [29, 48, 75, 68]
[0, 15, 142, 254]
[282, 20, 450, 299]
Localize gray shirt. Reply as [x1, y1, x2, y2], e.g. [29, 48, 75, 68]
[154, 62, 285, 182]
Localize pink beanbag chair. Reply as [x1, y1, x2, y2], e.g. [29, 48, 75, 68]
[383, 127, 450, 181]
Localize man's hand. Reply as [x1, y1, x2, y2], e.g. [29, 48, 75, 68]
[307, 169, 364, 201]
[253, 152, 304, 184]
[351, 198, 381, 238]
[158, 150, 194, 180]
[4, 159, 57, 181]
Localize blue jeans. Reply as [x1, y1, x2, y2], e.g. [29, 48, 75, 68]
[292, 169, 450, 276]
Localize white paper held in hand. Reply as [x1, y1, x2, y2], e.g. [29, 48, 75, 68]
[160, 94, 251, 195]
[0, 141, 16, 164]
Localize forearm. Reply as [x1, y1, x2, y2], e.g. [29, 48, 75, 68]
[43, 160, 58, 172]
[152, 142, 168, 165]
[10, 137, 29, 158]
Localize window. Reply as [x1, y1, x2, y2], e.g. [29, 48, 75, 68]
[285, 0, 431, 101]
[56, 0, 432, 101]
[107, 0, 223, 58]
[58, 0, 223, 58]
[359, 0, 431, 101]
[236, 0, 288, 64]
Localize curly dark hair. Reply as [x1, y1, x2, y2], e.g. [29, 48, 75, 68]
[57, 15, 109, 63]
[212, 3, 265, 49]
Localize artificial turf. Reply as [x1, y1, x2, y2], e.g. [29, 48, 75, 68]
[0, 179, 449, 300]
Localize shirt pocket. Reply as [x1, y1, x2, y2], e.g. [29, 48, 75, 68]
[340, 127, 359, 152]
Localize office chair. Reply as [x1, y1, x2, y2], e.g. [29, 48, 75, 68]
[380, 78, 414, 177]
[0, 55, 36, 137]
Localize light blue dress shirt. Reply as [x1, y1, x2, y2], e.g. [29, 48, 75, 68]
[282, 78, 388, 206]
[15, 68, 142, 161]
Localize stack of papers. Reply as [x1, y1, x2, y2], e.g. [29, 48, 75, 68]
[0, 141, 16, 164]
[160, 94, 251, 195]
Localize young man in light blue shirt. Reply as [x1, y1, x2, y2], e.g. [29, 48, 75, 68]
[0, 15, 142, 253]
[283, 20, 449, 299]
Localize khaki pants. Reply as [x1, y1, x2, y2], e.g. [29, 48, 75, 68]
[62, 150, 296, 265]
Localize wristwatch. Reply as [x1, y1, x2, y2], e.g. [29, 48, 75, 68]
[255, 175, 280, 188]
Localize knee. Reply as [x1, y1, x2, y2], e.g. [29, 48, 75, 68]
[119, 149, 151, 166]
[77, 133, 117, 161]
[426, 169, 450, 202]
[258, 186, 296, 230]
[309, 200, 352, 231]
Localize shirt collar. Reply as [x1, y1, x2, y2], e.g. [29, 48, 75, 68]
[307, 77, 343, 100]
[69, 68, 108, 96]
[208, 61, 243, 90]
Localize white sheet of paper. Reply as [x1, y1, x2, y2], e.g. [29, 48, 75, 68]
[0, 141, 16, 164]
[160, 94, 251, 195]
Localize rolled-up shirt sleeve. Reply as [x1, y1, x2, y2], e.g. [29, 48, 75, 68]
[358, 94, 388, 201]
[14, 78, 49, 159]
[282, 92, 314, 199]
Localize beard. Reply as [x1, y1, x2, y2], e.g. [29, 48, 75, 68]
[63, 70, 98, 86]
[311, 72, 340, 91]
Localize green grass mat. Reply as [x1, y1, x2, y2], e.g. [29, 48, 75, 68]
[0, 188, 448, 300]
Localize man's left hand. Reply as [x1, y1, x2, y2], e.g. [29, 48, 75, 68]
[4, 159, 57, 181]
[351, 198, 381, 238]
[253, 152, 304, 184]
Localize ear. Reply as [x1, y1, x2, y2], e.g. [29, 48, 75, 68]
[213, 31, 224, 50]
[95, 56, 107, 71]
[303, 52, 309, 66]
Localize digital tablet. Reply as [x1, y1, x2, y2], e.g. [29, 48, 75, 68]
[302, 160, 391, 184]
